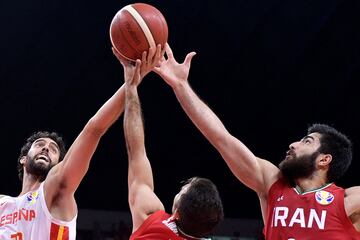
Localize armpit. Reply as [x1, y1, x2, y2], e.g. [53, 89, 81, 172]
[349, 211, 360, 231]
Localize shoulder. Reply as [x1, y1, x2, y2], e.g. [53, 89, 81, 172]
[0, 194, 8, 199]
[267, 175, 289, 191]
[345, 186, 360, 197]
[257, 157, 281, 194]
[344, 186, 360, 216]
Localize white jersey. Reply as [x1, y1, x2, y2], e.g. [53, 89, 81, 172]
[0, 182, 76, 240]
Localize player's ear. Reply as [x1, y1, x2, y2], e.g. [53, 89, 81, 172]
[172, 209, 180, 220]
[319, 153, 332, 166]
[19, 156, 27, 165]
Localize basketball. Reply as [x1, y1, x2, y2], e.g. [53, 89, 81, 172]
[110, 3, 168, 62]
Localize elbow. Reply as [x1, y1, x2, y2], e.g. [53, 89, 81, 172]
[211, 133, 230, 150]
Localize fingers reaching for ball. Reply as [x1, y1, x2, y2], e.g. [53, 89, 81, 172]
[138, 44, 163, 79]
[155, 44, 163, 67]
[184, 52, 197, 67]
[164, 43, 173, 59]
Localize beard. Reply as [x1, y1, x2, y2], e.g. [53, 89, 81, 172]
[279, 151, 319, 181]
[25, 154, 53, 182]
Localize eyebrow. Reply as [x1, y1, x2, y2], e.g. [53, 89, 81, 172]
[33, 139, 45, 145]
[49, 142, 60, 151]
[34, 138, 60, 151]
[302, 135, 315, 141]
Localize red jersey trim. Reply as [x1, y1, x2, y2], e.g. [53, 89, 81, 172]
[130, 210, 168, 238]
[50, 222, 69, 240]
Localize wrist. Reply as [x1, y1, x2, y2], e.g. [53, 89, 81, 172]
[125, 84, 138, 93]
[172, 80, 189, 92]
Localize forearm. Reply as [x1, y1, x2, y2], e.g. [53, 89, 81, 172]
[172, 82, 228, 147]
[124, 84, 155, 190]
[172, 81, 277, 193]
[124, 86, 145, 158]
[49, 83, 127, 192]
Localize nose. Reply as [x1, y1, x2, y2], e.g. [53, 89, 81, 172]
[41, 145, 50, 153]
[289, 142, 296, 150]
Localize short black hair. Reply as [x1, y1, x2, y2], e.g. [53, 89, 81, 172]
[308, 123, 352, 182]
[176, 177, 224, 238]
[17, 131, 66, 181]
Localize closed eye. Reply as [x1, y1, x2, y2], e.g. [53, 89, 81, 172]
[301, 135, 314, 144]
[49, 143, 59, 154]
[34, 141, 45, 147]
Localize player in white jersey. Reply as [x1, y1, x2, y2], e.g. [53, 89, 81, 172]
[0, 45, 163, 240]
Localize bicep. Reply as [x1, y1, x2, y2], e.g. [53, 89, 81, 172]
[129, 183, 164, 232]
[127, 153, 164, 232]
[46, 127, 103, 195]
[128, 153, 154, 190]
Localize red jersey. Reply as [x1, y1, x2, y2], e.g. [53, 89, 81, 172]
[130, 210, 186, 240]
[264, 178, 360, 239]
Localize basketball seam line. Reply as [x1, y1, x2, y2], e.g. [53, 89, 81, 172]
[124, 5, 156, 50]
[109, 17, 132, 61]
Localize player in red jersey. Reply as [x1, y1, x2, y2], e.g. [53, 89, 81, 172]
[121, 54, 224, 240]
[153, 44, 360, 239]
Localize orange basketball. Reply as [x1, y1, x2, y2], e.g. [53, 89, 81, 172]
[110, 3, 168, 62]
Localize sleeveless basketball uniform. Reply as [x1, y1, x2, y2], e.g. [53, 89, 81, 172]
[130, 210, 188, 240]
[0, 182, 76, 240]
[264, 178, 360, 240]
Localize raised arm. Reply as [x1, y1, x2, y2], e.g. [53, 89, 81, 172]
[44, 45, 162, 221]
[154, 44, 280, 196]
[124, 60, 164, 232]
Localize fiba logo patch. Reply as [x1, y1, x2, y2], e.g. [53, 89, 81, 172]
[27, 191, 39, 205]
[315, 190, 334, 205]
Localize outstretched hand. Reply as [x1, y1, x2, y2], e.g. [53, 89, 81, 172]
[112, 44, 163, 86]
[153, 43, 196, 88]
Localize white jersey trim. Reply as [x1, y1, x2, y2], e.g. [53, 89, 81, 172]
[39, 182, 77, 226]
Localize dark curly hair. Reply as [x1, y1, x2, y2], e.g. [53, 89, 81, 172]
[176, 177, 224, 238]
[308, 123, 352, 182]
[17, 131, 67, 181]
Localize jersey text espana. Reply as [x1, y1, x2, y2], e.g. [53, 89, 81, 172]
[0, 182, 76, 240]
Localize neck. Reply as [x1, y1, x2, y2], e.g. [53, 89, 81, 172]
[177, 227, 209, 240]
[294, 177, 330, 194]
[20, 174, 42, 196]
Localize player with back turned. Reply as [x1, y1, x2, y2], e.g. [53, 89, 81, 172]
[110, 5, 224, 239]
[117, 49, 224, 240]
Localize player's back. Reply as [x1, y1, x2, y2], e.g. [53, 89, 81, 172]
[130, 210, 187, 240]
